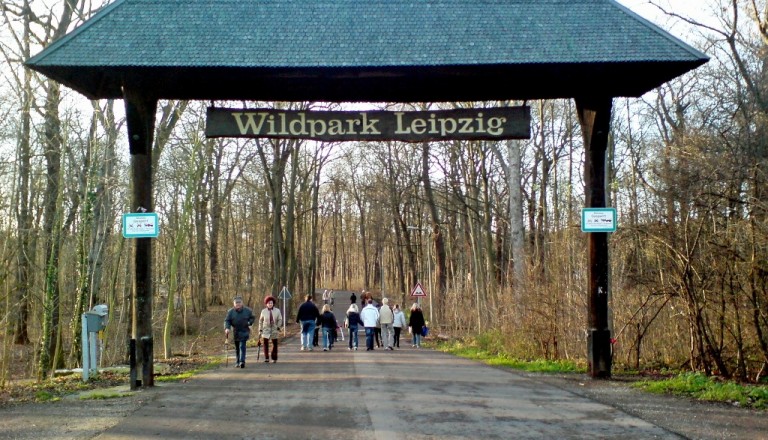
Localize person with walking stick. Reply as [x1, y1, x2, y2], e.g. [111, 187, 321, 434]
[224, 296, 255, 368]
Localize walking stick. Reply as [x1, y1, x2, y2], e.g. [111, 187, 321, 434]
[256, 336, 262, 362]
[224, 336, 229, 367]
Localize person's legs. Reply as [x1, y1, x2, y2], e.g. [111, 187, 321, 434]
[307, 321, 316, 349]
[234, 339, 247, 367]
[234, 339, 242, 366]
[271, 338, 278, 362]
[375, 327, 381, 347]
[380, 324, 387, 348]
[365, 327, 374, 350]
[300, 320, 309, 349]
[262, 338, 270, 361]
[323, 328, 330, 350]
[394, 327, 401, 347]
[383, 323, 393, 348]
[351, 326, 359, 349]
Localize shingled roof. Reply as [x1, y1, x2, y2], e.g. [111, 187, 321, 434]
[26, 0, 708, 102]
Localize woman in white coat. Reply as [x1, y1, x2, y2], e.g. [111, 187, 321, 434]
[259, 296, 283, 363]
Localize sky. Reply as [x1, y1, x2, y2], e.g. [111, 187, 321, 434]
[616, 0, 716, 29]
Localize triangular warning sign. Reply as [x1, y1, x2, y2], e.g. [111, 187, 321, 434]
[410, 282, 427, 297]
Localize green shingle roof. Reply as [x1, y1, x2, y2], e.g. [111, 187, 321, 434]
[26, 0, 708, 101]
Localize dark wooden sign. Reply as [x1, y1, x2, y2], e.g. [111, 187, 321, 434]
[206, 107, 530, 142]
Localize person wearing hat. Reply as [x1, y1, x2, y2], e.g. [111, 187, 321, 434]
[258, 295, 283, 363]
[224, 296, 256, 368]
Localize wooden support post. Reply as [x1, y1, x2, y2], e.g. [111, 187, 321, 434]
[575, 96, 613, 379]
[124, 87, 158, 388]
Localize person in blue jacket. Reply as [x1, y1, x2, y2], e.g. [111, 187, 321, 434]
[224, 296, 255, 368]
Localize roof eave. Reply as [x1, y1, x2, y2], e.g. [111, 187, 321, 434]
[26, 59, 708, 102]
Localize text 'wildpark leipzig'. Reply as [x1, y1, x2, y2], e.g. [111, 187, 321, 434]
[206, 107, 531, 142]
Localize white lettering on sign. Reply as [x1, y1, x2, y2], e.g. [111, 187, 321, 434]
[231, 112, 382, 137]
[206, 107, 531, 142]
[394, 112, 506, 136]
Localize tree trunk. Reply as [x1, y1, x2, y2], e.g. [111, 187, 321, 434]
[39, 81, 64, 378]
[164, 142, 202, 359]
[421, 142, 446, 324]
[506, 140, 525, 301]
[13, 0, 34, 346]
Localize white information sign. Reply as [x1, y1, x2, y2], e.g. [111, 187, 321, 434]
[122, 213, 160, 238]
[581, 208, 617, 233]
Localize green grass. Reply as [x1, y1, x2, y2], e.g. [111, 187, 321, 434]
[438, 334, 768, 409]
[35, 390, 60, 402]
[154, 358, 221, 383]
[634, 372, 768, 409]
[433, 337, 584, 374]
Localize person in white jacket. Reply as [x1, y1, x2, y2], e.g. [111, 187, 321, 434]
[359, 299, 380, 351]
[258, 296, 283, 363]
[392, 304, 407, 348]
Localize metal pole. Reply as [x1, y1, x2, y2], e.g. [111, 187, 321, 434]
[81, 315, 89, 382]
[89, 331, 98, 378]
[381, 253, 384, 296]
[428, 231, 433, 324]
[129, 339, 137, 389]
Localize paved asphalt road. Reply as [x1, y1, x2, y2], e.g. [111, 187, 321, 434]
[93, 291, 684, 439]
[94, 333, 683, 439]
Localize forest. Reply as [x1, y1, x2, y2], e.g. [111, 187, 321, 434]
[0, 0, 766, 385]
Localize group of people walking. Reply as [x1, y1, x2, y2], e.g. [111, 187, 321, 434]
[358, 298, 425, 350]
[225, 290, 427, 366]
[298, 292, 427, 352]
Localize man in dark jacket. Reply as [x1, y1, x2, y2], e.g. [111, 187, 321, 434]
[224, 296, 255, 368]
[296, 295, 320, 351]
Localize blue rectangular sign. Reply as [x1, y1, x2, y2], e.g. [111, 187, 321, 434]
[122, 213, 160, 238]
[581, 208, 617, 233]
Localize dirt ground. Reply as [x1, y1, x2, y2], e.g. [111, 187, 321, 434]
[1, 306, 766, 439]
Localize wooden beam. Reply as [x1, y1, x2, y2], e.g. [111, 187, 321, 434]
[124, 87, 158, 388]
[575, 96, 613, 378]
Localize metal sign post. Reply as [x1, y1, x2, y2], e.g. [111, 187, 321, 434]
[278, 286, 292, 336]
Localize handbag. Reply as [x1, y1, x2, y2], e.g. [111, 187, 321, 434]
[421, 325, 429, 337]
